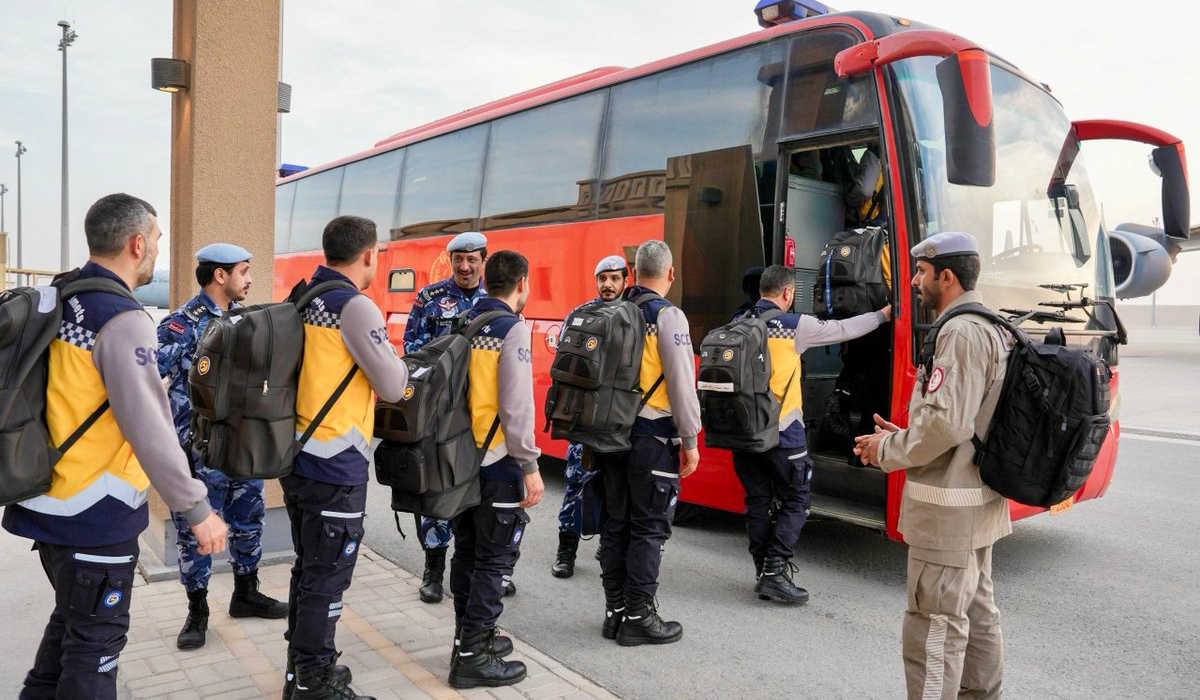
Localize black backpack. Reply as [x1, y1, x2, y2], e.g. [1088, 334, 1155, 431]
[814, 227, 890, 318]
[698, 308, 793, 453]
[0, 271, 137, 505]
[923, 303, 1112, 507]
[188, 279, 358, 480]
[544, 294, 662, 453]
[373, 309, 508, 520]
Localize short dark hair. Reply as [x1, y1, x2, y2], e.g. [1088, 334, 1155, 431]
[933, 255, 981, 291]
[84, 193, 157, 256]
[450, 247, 488, 261]
[195, 261, 236, 287]
[323, 216, 377, 265]
[759, 264, 794, 297]
[484, 250, 528, 297]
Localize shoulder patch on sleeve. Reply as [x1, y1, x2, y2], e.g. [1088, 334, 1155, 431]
[926, 366, 946, 393]
[167, 320, 186, 336]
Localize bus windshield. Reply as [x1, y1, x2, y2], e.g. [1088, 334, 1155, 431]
[893, 57, 1113, 314]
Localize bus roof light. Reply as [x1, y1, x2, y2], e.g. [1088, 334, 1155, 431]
[754, 0, 832, 29]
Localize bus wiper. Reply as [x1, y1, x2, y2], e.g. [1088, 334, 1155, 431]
[999, 308, 1087, 325]
[1038, 282, 1088, 300]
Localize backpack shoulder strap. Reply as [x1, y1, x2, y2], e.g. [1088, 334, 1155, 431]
[920, 302, 1006, 370]
[753, 307, 784, 324]
[294, 279, 357, 310]
[297, 365, 360, 447]
[630, 292, 659, 308]
[460, 309, 511, 339]
[58, 275, 138, 304]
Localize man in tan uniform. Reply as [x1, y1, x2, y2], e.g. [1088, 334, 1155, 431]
[854, 231, 1013, 700]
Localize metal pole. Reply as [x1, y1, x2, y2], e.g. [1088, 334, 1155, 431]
[16, 141, 26, 269]
[59, 21, 78, 272]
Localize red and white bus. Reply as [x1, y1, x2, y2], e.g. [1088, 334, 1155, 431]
[272, 2, 1190, 540]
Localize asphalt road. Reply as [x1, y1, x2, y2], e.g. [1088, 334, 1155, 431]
[363, 433, 1200, 699]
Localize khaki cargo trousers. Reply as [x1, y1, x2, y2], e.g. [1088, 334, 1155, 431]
[903, 545, 1003, 700]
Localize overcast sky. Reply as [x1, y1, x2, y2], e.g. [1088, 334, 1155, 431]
[1, 0, 1196, 304]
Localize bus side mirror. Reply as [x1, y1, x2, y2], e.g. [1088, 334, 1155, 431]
[1151, 143, 1190, 238]
[937, 51, 995, 187]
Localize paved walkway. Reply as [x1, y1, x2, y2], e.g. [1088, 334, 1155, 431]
[115, 545, 619, 699]
[0, 531, 617, 700]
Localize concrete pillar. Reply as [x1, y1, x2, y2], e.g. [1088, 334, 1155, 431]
[142, 0, 290, 579]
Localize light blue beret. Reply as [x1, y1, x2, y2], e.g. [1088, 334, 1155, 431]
[594, 255, 629, 277]
[910, 231, 979, 260]
[447, 231, 487, 253]
[195, 243, 252, 264]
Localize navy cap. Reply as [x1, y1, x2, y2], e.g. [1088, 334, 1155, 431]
[911, 231, 979, 260]
[447, 231, 487, 253]
[195, 243, 252, 264]
[594, 255, 629, 277]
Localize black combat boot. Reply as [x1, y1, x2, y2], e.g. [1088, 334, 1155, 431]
[551, 530, 580, 578]
[229, 570, 289, 619]
[176, 588, 209, 650]
[755, 556, 809, 604]
[293, 663, 373, 700]
[419, 548, 446, 604]
[283, 650, 353, 700]
[502, 574, 516, 597]
[451, 624, 513, 663]
[601, 587, 625, 640]
[616, 590, 682, 646]
[448, 627, 528, 689]
[753, 553, 769, 600]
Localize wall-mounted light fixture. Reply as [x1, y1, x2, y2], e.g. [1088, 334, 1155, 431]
[151, 57, 189, 92]
[277, 81, 292, 113]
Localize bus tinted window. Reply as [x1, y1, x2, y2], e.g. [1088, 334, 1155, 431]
[275, 181, 297, 254]
[340, 149, 404, 240]
[397, 125, 488, 237]
[782, 30, 877, 136]
[481, 91, 606, 228]
[289, 167, 345, 253]
[600, 43, 785, 217]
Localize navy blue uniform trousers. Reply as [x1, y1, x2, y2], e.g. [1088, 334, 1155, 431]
[596, 436, 680, 598]
[449, 459, 528, 632]
[732, 445, 813, 560]
[23, 538, 139, 700]
[282, 474, 366, 669]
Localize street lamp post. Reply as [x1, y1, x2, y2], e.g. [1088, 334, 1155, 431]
[59, 20, 78, 272]
[15, 141, 26, 269]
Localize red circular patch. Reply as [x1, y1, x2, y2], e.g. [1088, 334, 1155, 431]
[927, 366, 945, 393]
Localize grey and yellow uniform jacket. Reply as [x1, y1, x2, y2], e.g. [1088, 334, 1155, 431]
[626, 285, 701, 449]
[876, 292, 1014, 553]
[467, 297, 542, 474]
[294, 266, 409, 485]
[3, 261, 212, 547]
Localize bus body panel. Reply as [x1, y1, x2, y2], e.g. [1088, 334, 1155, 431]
[272, 11, 1135, 541]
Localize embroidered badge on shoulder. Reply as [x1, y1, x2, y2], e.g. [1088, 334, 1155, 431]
[167, 320, 186, 335]
[926, 366, 946, 393]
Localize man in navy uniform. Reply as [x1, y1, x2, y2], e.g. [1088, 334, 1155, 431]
[157, 243, 288, 652]
[403, 232, 516, 603]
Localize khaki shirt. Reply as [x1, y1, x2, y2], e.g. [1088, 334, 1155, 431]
[878, 291, 1014, 552]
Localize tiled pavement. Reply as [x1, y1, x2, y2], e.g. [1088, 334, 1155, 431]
[118, 545, 619, 700]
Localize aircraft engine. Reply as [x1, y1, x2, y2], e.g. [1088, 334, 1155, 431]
[1108, 226, 1172, 299]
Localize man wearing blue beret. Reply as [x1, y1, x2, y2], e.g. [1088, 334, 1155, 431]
[403, 232, 516, 604]
[157, 242, 288, 651]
